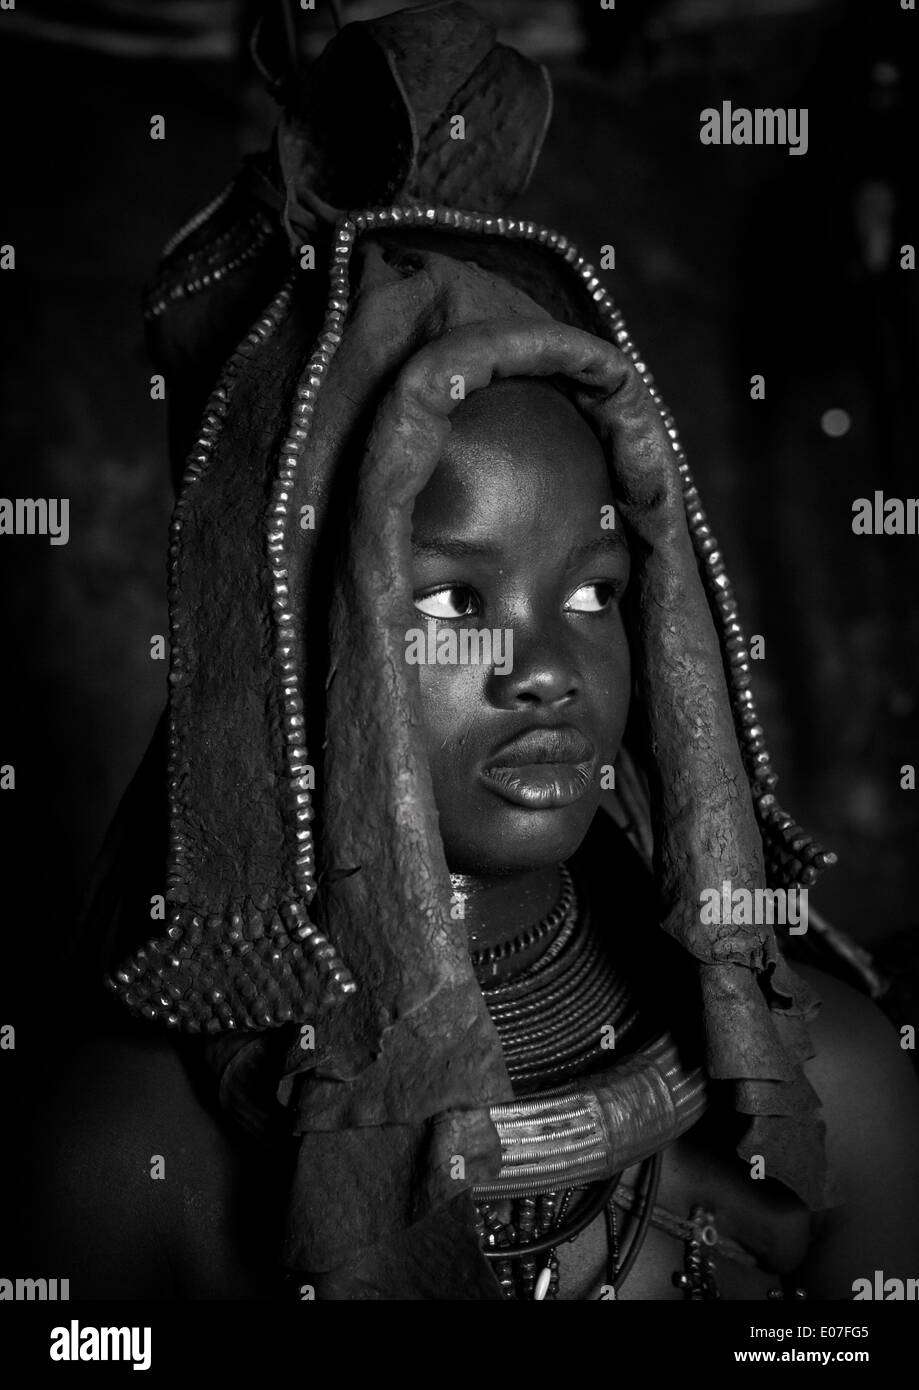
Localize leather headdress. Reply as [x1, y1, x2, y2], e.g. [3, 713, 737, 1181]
[91, 2, 836, 1298]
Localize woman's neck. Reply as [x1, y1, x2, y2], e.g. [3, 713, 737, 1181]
[450, 864, 563, 952]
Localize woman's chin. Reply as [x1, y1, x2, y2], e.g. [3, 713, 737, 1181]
[441, 799, 599, 876]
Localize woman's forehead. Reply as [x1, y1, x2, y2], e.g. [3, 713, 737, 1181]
[414, 378, 614, 542]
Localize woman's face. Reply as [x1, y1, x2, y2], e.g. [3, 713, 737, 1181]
[411, 378, 632, 876]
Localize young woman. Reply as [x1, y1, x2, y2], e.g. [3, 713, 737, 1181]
[20, 2, 919, 1301]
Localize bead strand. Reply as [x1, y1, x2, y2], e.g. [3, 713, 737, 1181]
[146, 211, 276, 319]
[468, 865, 576, 971]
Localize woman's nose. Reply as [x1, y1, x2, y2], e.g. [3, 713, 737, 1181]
[485, 623, 582, 711]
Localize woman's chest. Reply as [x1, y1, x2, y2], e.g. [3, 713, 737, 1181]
[171, 1084, 813, 1301]
[554, 1130, 813, 1302]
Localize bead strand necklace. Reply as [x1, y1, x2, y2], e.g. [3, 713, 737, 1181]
[465, 865, 577, 975]
[481, 887, 639, 1093]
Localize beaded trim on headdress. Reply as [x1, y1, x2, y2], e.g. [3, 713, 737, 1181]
[146, 204, 276, 320]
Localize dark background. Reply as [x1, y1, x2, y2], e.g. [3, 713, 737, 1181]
[1, 0, 917, 1037]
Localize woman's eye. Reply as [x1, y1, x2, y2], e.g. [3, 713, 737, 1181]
[413, 586, 478, 620]
[564, 581, 616, 613]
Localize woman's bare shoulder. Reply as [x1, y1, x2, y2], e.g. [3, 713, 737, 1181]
[791, 962, 919, 1294]
[795, 961, 919, 1151]
[36, 1026, 229, 1168]
[15, 1025, 260, 1297]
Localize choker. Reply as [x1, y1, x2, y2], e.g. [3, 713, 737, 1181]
[460, 864, 576, 975]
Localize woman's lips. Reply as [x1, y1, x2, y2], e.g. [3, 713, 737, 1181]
[481, 727, 597, 809]
[480, 760, 595, 809]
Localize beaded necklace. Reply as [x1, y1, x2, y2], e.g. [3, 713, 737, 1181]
[465, 865, 577, 977]
[478, 890, 639, 1092]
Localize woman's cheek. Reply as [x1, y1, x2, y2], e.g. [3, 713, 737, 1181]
[417, 661, 486, 764]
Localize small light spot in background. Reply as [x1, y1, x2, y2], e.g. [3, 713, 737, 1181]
[820, 408, 851, 438]
[870, 61, 900, 88]
[846, 780, 886, 833]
